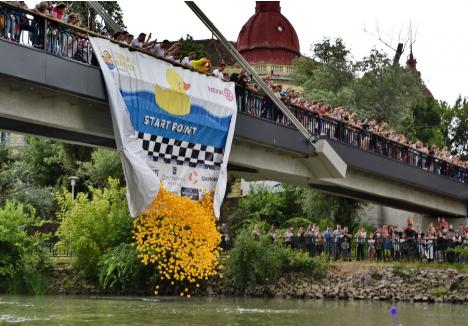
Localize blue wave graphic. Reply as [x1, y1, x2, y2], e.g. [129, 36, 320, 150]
[120, 90, 233, 148]
[121, 90, 232, 128]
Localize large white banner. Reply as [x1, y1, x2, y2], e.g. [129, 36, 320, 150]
[90, 37, 237, 217]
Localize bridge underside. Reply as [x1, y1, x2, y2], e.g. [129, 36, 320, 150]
[0, 42, 466, 218]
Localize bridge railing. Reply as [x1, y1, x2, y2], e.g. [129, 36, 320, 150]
[1, 1, 467, 183]
[238, 86, 467, 183]
[0, 2, 93, 64]
[284, 236, 467, 264]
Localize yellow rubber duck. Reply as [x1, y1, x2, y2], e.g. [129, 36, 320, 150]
[191, 58, 211, 73]
[155, 69, 191, 116]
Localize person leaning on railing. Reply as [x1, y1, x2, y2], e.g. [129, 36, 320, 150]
[236, 71, 467, 177]
[30, 1, 49, 48]
[1, 1, 22, 41]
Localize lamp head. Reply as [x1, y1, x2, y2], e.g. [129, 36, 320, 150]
[68, 176, 78, 186]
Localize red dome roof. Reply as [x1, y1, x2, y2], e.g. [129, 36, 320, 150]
[236, 1, 300, 65]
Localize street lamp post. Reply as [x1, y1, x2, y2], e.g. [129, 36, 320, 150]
[68, 176, 78, 200]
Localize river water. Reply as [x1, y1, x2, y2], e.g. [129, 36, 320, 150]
[0, 295, 466, 325]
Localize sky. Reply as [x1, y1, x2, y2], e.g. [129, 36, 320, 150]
[28, 0, 468, 104]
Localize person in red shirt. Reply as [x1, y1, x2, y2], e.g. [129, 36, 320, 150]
[51, 3, 67, 20]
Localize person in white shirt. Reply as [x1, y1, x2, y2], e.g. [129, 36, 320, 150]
[130, 33, 146, 48]
[212, 63, 226, 79]
[181, 52, 197, 67]
[151, 39, 170, 57]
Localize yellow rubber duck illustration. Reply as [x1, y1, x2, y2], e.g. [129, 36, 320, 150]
[155, 69, 191, 116]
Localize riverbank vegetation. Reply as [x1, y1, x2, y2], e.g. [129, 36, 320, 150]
[223, 224, 325, 294]
[0, 202, 51, 294]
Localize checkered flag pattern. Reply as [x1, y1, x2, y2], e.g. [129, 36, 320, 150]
[137, 132, 224, 169]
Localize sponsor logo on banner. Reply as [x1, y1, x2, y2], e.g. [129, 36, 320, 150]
[223, 88, 234, 102]
[102, 50, 115, 70]
[201, 176, 218, 182]
[102, 49, 136, 73]
[188, 171, 198, 185]
[181, 187, 199, 201]
[208, 86, 234, 102]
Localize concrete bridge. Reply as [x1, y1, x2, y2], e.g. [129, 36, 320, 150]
[0, 38, 467, 218]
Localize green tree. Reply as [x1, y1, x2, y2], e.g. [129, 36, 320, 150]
[293, 39, 423, 130]
[8, 186, 58, 219]
[60, 143, 93, 171]
[351, 49, 422, 129]
[292, 38, 355, 106]
[56, 178, 132, 277]
[79, 149, 124, 188]
[23, 137, 64, 187]
[0, 141, 13, 166]
[235, 184, 286, 228]
[64, 1, 126, 33]
[0, 160, 27, 205]
[178, 34, 206, 59]
[403, 96, 445, 147]
[441, 97, 468, 159]
[301, 189, 366, 232]
[0, 201, 51, 294]
[234, 184, 304, 230]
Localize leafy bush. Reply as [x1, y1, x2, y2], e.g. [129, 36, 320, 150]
[224, 226, 324, 293]
[232, 184, 305, 231]
[56, 178, 132, 277]
[446, 246, 468, 259]
[98, 243, 153, 291]
[283, 248, 325, 278]
[224, 230, 284, 292]
[301, 189, 366, 231]
[23, 137, 64, 187]
[9, 186, 58, 219]
[79, 149, 124, 188]
[0, 201, 51, 294]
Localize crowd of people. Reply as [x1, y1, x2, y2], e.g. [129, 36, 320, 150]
[238, 76, 468, 177]
[252, 218, 468, 263]
[1, 1, 467, 179]
[1, 2, 93, 62]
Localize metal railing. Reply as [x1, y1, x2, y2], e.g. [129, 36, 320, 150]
[43, 240, 72, 257]
[0, 2, 93, 64]
[280, 236, 467, 263]
[238, 86, 468, 183]
[1, 1, 467, 183]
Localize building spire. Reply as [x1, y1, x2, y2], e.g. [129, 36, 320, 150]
[406, 45, 417, 70]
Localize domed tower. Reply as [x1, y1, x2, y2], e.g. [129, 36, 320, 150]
[236, 1, 300, 80]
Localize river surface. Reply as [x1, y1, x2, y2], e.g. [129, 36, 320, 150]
[0, 295, 466, 325]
